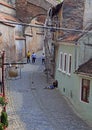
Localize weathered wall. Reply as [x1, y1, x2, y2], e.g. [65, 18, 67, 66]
[15, 40, 25, 60]
[0, 1, 16, 16]
[15, 25, 23, 37]
[16, 0, 57, 23]
[62, 0, 92, 29]
[62, 0, 84, 29]
[25, 35, 33, 53]
[78, 33, 92, 66]
[16, 0, 47, 23]
[27, 0, 53, 10]
[83, 0, 92, 27]
[0, 23, 16, 62]
[15, 24, 26, 60]
[27, 20, 44, 52]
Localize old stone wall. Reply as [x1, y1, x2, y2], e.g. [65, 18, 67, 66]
[0, 23, 16, 62]
[0, 1, 16, 16]
[27, 0, 52, 10]
[16, 0, 47, 23]
[62, 0, 84, 30]
[83, 0, 92, 27]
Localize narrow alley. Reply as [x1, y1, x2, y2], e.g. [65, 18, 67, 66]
[6, 51, 92, 130]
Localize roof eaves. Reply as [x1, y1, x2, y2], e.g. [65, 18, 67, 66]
[75, 58, 92, 76]
[0, 13, 19, 22]
[57, 31, 82, 43]
[0, 1, 16, 10]
[0, 22, 15, 27]
[75, 71, 92, 78]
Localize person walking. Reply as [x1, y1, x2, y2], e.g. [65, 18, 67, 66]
[27, 50, 31, 63]
[42, 53, 45, 64]
[31, 52, 36, 63]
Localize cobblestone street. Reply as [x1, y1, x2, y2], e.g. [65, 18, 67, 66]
[6, 51, 92, 130]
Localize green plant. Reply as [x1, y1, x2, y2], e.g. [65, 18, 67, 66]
[1, 111, 8, 128]
[0, 96, 8, 106]
[57, 0, 63, 2]
[0, 123, 4, 130]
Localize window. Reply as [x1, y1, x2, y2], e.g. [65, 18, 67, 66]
[67, 54, 72, 75]
[81, 79, 90, 103]
[63, 53, 67, 72]
[58, 52, 72, 75]
[59, 52, 63, 70]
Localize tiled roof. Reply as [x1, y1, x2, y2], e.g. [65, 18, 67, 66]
[0, 1, 15, 9]
[0, 13, 20, 27]
[75, 59, 92, 77]
[57, 23, 92, 43]
[0, 13, 19, 22]
[57, 31, 82, 42]
[58, 23, 92, 42]
[1, 22, 15, 27]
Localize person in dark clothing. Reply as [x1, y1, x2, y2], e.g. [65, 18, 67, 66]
[44, 80, 58, 89]
[42, 53, 45, 64]
[31, 52, 36, 63]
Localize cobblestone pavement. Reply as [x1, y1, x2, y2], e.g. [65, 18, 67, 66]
[6, 51, 92, 130]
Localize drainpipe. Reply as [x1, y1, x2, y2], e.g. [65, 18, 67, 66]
[2, 50, 6, 112]
[24, 36, 26, 58]
[74, 41, 78, 71]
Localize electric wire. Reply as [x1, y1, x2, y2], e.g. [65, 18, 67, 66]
[0, 20, 92, 33]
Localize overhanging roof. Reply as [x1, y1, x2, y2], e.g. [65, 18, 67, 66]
[75, 59, 92, 77]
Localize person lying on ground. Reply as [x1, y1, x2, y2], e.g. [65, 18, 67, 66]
[44, 80, 58, 89]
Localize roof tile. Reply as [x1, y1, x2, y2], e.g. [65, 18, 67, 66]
[0, 1, 15, 9]
[0, 13, 19, 22]
[76, 59, 92, 77]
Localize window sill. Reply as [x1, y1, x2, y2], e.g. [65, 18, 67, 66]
[67, 72, 71, 76]
[62, 71, 66, 74]
[57, 68, 62, 72]
[80, 100, 89, 104]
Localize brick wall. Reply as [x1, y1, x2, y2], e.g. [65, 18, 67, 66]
[16, 0, 47, 23]
[16, 0, 27, 22]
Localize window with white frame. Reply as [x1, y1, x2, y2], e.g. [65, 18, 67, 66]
[63, 53, 67, 72]
[59, 52, 63, 70]
[58, 52, 72, 75]
[81, 79, 90, 103]
[67, 54, 72, 75]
